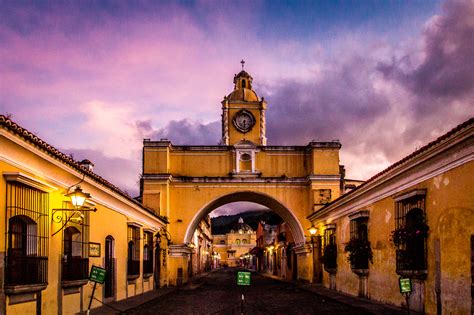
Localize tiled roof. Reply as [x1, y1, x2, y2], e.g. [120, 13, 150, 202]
[0, 114, 167, 223]
[314, 117, 474, 214]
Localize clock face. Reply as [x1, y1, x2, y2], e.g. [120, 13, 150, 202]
[233, 110, 255, 133]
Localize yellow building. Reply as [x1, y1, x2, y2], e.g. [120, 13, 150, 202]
[141, 67, 349, 285]
[189, 215, 213, 276]
[0, 115, 167, 314]
[308, 118, 474, 314]
[212, 217, 256, 267]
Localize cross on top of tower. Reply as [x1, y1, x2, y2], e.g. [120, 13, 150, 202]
[240, 59, 245, 70]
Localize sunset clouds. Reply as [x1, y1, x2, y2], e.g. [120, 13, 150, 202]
[1, 0, 472, 196]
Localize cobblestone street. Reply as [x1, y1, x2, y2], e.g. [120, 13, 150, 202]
[125, 268, 369, 314]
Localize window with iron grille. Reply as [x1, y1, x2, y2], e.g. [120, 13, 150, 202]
[62, 203, 90, 282]
[347, 216, 370, 270]
[323, 226, 337, 270]
[393, 190, 428, 274]
[143, 231, 153, 275]
[5, 182, 49, 286]
[127, 225, 140, 277]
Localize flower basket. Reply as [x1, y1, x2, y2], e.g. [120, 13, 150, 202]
[390, 223, 429, 248]
[344, 238, 373, 269]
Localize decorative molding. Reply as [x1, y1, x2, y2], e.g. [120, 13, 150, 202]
[127, 221, 143, 228]
[325, 223, 336, 229]
[3, 172, 57, 192]
[393, 189, 426, 202]
[348, 210, 370, 220]
[169, 244, 192, 257]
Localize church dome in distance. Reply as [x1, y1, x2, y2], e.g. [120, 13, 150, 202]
[231, 217, 254, 234]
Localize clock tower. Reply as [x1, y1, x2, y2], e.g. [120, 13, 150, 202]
[221, 62, 267, 146]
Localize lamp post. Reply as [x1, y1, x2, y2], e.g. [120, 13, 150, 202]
[308, 226, 320, 284]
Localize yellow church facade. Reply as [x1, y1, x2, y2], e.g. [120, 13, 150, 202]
[141, 69, 347, 285]
[212, 217, 257, 267]
[0, 115, 167, 314]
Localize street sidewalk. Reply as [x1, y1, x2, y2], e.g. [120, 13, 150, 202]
[260, 272, 418, 315]
[83, 269, 217, 315]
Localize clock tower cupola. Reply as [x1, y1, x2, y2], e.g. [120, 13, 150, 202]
[221, 61, 267, 146]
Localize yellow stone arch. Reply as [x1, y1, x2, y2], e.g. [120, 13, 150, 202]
[183, 191, 305, 245]
[141, 67, 344, 285]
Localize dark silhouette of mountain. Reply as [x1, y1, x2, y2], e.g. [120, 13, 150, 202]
[211, 210, 283, 235]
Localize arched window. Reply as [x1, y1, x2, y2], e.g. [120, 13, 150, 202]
[8, 215, 37, 257]
[5, 182, 48, 286]
[143, 231, 154, 275]
[242, 239, 247, 245]
[64, 226, 82, 258]
[405, 208, 426, 270]
[236, 239, 241, 245]
[394, 191, 428, 273]
[127, 225, 140, 277]
[242, 79, 246, 88]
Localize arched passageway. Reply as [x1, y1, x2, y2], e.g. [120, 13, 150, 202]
[184, 191, 305, 246]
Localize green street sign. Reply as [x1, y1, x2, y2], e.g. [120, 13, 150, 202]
[399, 277, 412, 294]
[89, 265, 106, 284]
[237, 271, 251, 286]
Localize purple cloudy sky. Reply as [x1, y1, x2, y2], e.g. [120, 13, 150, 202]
[1, 0, 473, 200]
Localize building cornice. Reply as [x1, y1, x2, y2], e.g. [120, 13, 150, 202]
[308, 118, 474, 222]
[0, 115, 167, 226]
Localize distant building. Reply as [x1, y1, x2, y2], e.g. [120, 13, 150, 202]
[189, 215, 213, 276]
[212, 217, 256, 267]
[254, 221, 296, 280]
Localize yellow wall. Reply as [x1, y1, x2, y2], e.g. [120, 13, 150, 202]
[1, 130, 165, 314]
[312, 161, 474, 313]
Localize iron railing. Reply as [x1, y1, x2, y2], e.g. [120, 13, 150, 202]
[127, 260, 140, 276]
[143, 259, 153, 274]
[6, 255, 48, 285]
[62, 257, 89, 281]
[396, 249, 427, 271]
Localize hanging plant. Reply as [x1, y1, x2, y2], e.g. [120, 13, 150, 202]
[390, 223, 429, 248]
[344, 238, 373, 268]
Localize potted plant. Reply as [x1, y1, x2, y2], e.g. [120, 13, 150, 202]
[344, 238, 373, 270]
[390, 223, 429, 248]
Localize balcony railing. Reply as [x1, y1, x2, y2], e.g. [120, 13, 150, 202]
[143, 259, 153, 275]
[128, 260, 140, 276]
[6, 255, 48, 285]
[62, 257, 89, 281]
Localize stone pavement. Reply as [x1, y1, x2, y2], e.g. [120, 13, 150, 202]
[84, 269, 417, 314]
[262, 272, 415, 315]
[84, 270, 214, 315]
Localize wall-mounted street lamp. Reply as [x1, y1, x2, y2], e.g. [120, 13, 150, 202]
[155, 227, 172, 246]
[65, 185, 91, 207]
[307, 225, 322, 284]
[52, 185, 97, 236]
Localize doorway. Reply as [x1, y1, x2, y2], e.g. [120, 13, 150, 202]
[104, 236, 115, 299]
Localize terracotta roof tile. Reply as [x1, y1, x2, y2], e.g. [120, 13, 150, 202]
[0, 115, 166, 223]
[316, 117, 474, 213]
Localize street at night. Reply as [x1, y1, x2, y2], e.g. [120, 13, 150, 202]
[126, 268, 369, 314]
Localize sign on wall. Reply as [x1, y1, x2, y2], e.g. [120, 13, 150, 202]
[89, 242, 101, 257]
